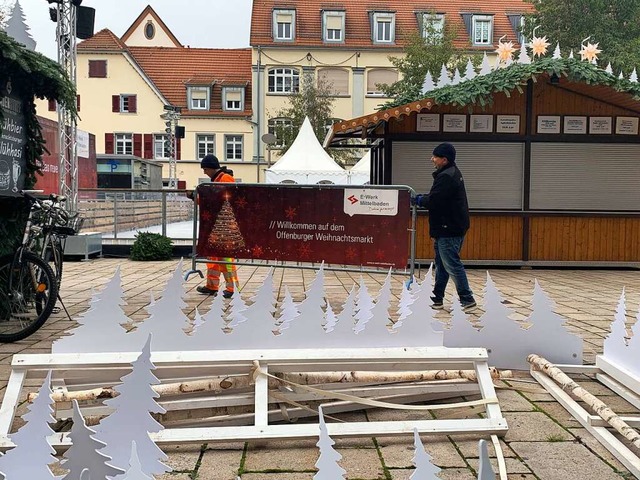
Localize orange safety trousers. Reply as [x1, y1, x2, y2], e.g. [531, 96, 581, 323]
[206, 257, 238, 293]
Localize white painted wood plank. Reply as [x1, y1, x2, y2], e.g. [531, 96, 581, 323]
[474, 361, 504, 426]
[595, 373, 640, 410]
[596, 356, 640, 398]
[0, 369, 26, 436]
[531, 369, 640, 478]
[587, 415, 640, 428]
[255, 363, 268, 427]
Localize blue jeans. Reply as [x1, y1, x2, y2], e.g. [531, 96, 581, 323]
[433, 236, 475, 304]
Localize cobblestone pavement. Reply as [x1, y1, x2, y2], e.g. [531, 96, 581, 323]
[1, 259, 638, 479]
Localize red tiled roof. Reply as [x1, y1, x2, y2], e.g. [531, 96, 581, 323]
[77, 28, 126, 51]
[127, 47, 253, 116]
[250, 0, 535, 49]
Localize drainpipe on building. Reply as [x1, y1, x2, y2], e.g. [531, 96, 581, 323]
[255, 46, 262, 183]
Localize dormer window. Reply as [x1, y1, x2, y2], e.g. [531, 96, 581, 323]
[323, 11, 345, 43]
[472, 15, 493, 45]
[223, 87, 244, 111]
[273, 9, 295, 41]
[373, 12, 395, 44]
[422, 13, 445, 40]
[188, 87, 210, 110]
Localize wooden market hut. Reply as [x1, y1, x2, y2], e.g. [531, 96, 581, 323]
[325, 58, 640, 266]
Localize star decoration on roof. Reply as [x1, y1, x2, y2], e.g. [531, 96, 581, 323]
[495, 39, 516, 63]
[579, 41, 601, 63]
[530, 36, 550, 58]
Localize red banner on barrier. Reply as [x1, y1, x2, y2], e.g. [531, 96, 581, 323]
[196, 185, 411, 268]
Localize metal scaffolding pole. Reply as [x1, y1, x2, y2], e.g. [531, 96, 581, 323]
[55, 0, 78, 211]
[162, 106, 181, 189]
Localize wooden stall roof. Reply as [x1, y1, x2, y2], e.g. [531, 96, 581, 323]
[325, 58, 640, 146]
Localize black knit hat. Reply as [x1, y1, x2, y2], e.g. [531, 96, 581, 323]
[432, 143, 456, 163]
[200, 154, 220, 169]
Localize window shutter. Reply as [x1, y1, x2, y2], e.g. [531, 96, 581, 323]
[176, 137, 181, 160]
[48, 99, 56, 111]
[133, 134, 142, 157]
[191, 88, 208, 100]
[460, 13, 473, 35]
[105, 133, 114, 154]
[367, 69, 398, 92]
[276, 13, 292, 23]
[325, 15, 342, 29]
[128, 95, 137, 113]
[88, 60, 96, 78]
[319, 69, 349, 95]
[76, 95, 81, 112]
[143, 134, 153, 159]
[112, 95, 120, 113]
[89, 60, 107, 78]
[226, 89, 242, 101]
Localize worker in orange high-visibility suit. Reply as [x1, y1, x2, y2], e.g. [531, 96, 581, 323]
[193, 154, 239, 298]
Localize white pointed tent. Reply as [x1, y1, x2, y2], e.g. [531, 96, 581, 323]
[265, 117, 348, 184]
[348, 151, 370, 185]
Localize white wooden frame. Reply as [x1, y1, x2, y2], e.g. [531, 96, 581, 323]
[530, 363, 640, 478]
[0, 347, 507, 449]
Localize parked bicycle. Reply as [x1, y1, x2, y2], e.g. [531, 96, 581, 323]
[0, 191, 82, 342]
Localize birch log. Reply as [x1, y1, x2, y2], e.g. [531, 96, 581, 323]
[528, 354, 640, 449]
[29, 368, 512, 403]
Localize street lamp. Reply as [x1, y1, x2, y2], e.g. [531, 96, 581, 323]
[261, 133, 278, 182]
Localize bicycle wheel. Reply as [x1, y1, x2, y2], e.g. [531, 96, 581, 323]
[44, 240, 64, 285]
[0, 252, 58, 342]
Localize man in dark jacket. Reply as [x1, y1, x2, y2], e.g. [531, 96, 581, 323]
[415, 143, 476, 311]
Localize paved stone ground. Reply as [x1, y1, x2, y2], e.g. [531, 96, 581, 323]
[1, 258, 639, 479]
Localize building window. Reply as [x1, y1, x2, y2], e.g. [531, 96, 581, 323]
[189, 87, 210, 110]
[268, 68, 300, 93]
[196, 134, 215, 159]
[225, 135, 243, 160]
[88, 60, 107, 78]
[223, 87, 244, 111]
[422, 13, 445, 40]
[273, 9, 295, 41]
[366, 69, 398, 96]
[115, 133, 133, 155]
[472, 15, 493, 45]
[373, 12, 395, 43]
[318, 68, 349, 96]
[323, 11, 345, 42]
[154, 134, 170, 159]
[144, 22, 155, 40]
[112, 94, 137, 113]
[268, 118, 293, 147]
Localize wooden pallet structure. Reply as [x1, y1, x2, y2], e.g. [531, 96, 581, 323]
[0, 346, 507, 448]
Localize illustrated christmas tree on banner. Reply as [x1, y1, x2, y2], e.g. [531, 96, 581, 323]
[208, 195, 246, 252]
[0, 371, 59, 479]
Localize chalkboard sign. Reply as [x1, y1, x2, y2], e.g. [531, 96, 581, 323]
[0, 79, 27, 196]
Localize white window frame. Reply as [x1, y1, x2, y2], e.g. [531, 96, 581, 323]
[268, 68, 300, 94]
[196, 134, 215, 159]
[273, 9, 295, 41]
[154, 134, 170, 159]
[518, 16, 527, 45]
[188, 87, 210, 110]
[119, 94, 133, 113]
[472, 15, 493, 45]
[268, 118, 293, 147]
[323, 11, 345, 43]
[422, 13, 445, 40]
[115, 133, 133, 155]
[224, 135, 243, 161]
[223, 87, 244, 111]
[373, 12, 395, 44]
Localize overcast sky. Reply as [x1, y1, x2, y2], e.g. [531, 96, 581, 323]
[13, 0, 253, 59]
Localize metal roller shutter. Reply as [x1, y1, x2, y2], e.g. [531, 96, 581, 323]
[392, 142, 524, 209]
[530, 143, 640, 211]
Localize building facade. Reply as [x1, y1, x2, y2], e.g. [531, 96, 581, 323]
[249, 0, 533, 165]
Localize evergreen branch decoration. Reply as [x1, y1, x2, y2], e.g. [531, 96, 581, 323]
[381, 57, 640, 111]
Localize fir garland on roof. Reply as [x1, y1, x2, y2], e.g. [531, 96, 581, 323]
[0, 31, 77, 256]
[381, 57, 640, 111]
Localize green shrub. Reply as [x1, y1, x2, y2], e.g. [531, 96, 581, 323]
[130, 232, 173, 261]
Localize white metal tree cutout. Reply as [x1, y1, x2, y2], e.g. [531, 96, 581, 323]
[477, 439, 496, 480]
[226, 285, 248, 328]
[410, 428, 441, 479]
[323, 299, 339, 333]
[189, 292, 228, 349]
[298, 263, 326, 327]
[243, 267, 277, 326]
[353, 277, 375, 334]
[94, 335, 170, 476]
[53, 267, 131, 354]
[276, 285, 300, 333]
[313, 406, 346, 480]
[603, 289, 631, 368]
[61, 400, 124, 480]
[364, 269, 393, 337]
[0, 371, 59, 479]
[112, 442, 154, 480]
